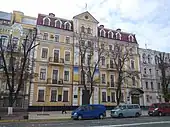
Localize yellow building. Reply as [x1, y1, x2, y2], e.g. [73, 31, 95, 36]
[0, 10, 36, 108]
[29, 11, 143, 110]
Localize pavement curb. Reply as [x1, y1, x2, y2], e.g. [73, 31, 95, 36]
[0, 117, 71, 123]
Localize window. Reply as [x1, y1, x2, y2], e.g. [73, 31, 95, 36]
[65, 22, 70, 30]
[151, 82, 153, 90]
[63, 90, 69, 102]
[108, 31, 113, 38]
[12, 37, 18, 50]
[111, 92, 115, 102]
[109, 45, 112, 51]
[64, 70, 69, 81]
[146, 95, 149, 102]
[81, 26, 85, 33]
[132, 77, 135, 86]
[87, 41, 91, 47]
[52, 70, 58, 80]
[65, 51, 70, 62]
[100, 30, 105, 37]
[87, 55, 91, 65]
[101, 74, 106, 83]
[110, 75, 114, 87]
[43, 33, 48, 40]
[1, 35, 8, 47]
[101, 43, 104, 49]
[149, 69, 152, 75]
[146, 82, 148, 89]
[65, 36, 70, 44]
[55, 35, 59, 42]
[144, 68, 146, 74]
[54, 50, 59, 62]
[148, 55, 151, 64]
[87, 71, 91, 83]
[116, 33, 121, 40]
[156, 70, 159, 75]
[120, 93, 124, 102]
[127, 105, 133, 109]
[131, 60, 135, 69]
[55, 20, 61, 28]
[87, 27, 91, 34]
[40, 68, 46, 80]
[51, 89, 57, 102]
[129, 35, 134, 42]
[102, 91, 106, 102]
[43, 18, 50, 25]
[38, 89, 44, 102]
[158, 83, 161, 89]
[41, 48, 48, 59]
[134, 105, 139, 109]
[101, 56, 105, 66]
[81, 40, 85, 46]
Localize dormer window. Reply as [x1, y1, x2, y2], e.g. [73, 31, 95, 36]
[128, 35, 134, 42]
[55, 20, 62, 28]
[81, 26, 85, 33]
[87, 27, 91, 34]
[43, 17, 50, 26]
[64, 22, 71, 30]
[100, 29, 105, 37]
[116, 32, 121, 40]
[108, 31, 113, 38]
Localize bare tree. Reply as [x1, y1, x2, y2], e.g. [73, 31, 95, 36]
[0, 28, 38, 114]
[76, 33, 104, 105]
[157, 52, 170, 102]
[110, 43, 140, 105]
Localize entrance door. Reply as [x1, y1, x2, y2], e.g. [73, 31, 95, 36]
[82, 90, 90, 105]
[131, 94, 140, 104]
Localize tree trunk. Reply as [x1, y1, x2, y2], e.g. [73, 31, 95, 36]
[8, 92, 14, 115]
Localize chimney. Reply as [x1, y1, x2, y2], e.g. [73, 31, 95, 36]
[49, 13, 55, 17]
[99, 25, 104, 28]
[116, 28, 121, 32]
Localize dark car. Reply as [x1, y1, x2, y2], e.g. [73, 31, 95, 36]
[71, 104, 106, 120]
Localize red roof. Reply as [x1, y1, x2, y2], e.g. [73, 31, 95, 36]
[37, 13, 137, 43]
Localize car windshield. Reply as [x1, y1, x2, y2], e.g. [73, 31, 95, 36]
[76, 106, 86, 111]
[114, 105, 126, 109]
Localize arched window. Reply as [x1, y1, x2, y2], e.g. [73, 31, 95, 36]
[148, 55, 151, 64]
[128, 35, 134, 42]
[142, 53, 146, 63]
[100, 29, 105, 37]
[116, 32, 121, 40]
[81, 26, 85, 33]
[64, 22, 71, 30]
[55, 20, 61, 28]
[43, 17, 50, 26]
[87, 27, 91, 34]
[108, 31, 113, 38]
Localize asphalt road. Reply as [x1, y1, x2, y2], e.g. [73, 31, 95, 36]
[0, 116, 170, 127]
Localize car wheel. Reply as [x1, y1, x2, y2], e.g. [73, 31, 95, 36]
[77, 115, 82, 120]
[118, 113, 123, 118]
[135, 112, 140, 117]
[158, 112, 163, 116]
[99, 114, 104, 119]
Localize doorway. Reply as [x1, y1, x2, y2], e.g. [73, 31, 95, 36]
[131, 94, 140, 104]
[82, 90, 90, 105]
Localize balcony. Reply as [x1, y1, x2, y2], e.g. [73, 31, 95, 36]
[47, 78, 63, 86]
[49, 57, 64, 66]
[108, 82, 116, 88]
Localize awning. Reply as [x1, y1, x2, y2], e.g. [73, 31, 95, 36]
[129, 88, 144, 95]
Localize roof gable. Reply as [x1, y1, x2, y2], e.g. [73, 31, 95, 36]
[73, 11, 99, 23]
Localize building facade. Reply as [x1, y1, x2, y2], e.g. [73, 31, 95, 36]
[0, 10, 36, 108]
[139, 48, 170, 106]
[29, 11, 143, 110]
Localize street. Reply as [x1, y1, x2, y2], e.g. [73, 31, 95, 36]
[0, 116, 170, 127]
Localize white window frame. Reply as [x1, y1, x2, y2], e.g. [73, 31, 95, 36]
[64, 50, 71, 62]
[55, 19, 62, 28]
[43, 32, 49, 40]
[63, 68, 70, 82]
[41, 47, 49, 60]
[43, 17, 51, 26]
[51, 68, 59, 81]
[116, 32, 121, 40]
[108, 31, 113, 38]
[101, 72, 107, 84]
[39, 66, 47, 81]
[65, 36, 70, 44]
[37, 87, 46, 102]
[62, 87, 69, 102]
[100, 29, 106, 37]
[64, 21, 71, 30]
[110, 91, 116, 102]
[49, 88, 58, 102]
[101, 89, 107, 102]
[54, 34, 60, 42]
[130, 59, 135, 69]
[53, 48, 60, 59]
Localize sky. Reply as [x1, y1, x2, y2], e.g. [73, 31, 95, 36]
[1, 0, 170, 52]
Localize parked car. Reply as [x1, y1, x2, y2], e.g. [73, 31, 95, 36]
[110, 104, 141, 118]
[148, 103, 170, 116]
[71, 104, 106, 120]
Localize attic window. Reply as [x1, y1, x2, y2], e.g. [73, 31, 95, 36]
[85, 15, 88, 19]
[100, 29, 105, 37]
[116, 32, 121, 40]
[64, 22, 71, 30]
[43, 17, 50, 26]
[129, 35, 134, 42]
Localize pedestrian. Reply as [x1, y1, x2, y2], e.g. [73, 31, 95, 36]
[62, 104, 67, 114]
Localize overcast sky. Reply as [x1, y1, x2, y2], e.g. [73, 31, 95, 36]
[1, 0, 170, 52]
